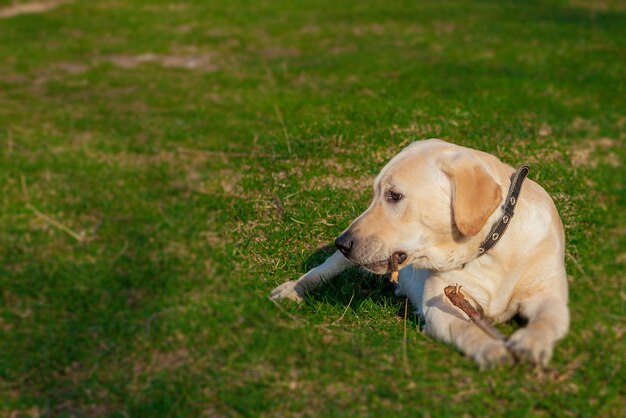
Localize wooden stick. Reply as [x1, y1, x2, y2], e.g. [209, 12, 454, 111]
[389, 253, 399, 283]
[444, 285, 507, 341]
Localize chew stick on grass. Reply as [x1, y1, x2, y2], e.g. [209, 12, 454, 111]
[389, 253, 400, 283]
[444, 285, 506, 341]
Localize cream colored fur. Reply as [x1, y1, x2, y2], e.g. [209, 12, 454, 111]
[271, 139, 569, 368]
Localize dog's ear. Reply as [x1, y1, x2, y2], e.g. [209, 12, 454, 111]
[439, 154, 502, 236]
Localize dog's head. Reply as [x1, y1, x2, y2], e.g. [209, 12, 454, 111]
[335, 139, 503, 273]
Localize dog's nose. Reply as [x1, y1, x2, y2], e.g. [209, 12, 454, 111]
[335, 232, 354, 257]
[393, 251, 407, 265]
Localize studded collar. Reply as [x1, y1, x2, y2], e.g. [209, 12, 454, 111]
[476, 165, 530, 257]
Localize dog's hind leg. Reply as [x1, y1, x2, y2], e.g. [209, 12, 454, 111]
[270, 251, 354, 302]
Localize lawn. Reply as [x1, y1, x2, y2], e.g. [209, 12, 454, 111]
[0, 0, 624, 416]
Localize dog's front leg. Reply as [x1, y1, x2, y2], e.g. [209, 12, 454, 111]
[506, 293, 569, 366]
[270, 250, 354, 302]
[421, 281, 514, 368]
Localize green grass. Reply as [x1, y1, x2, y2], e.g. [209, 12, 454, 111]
[1, 0, 624, 416]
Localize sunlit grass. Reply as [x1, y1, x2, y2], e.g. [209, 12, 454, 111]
[0, 0, 624, 416]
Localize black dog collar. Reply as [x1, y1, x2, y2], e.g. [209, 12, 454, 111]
[477, 166, 530, 257]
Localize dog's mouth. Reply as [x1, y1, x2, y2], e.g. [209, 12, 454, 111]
[360, 252, 408, 274]
[361, 258, 390, 273]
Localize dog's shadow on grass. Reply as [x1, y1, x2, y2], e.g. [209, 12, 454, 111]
[301, 244, 422, 326]
[300, 245, 526, 333]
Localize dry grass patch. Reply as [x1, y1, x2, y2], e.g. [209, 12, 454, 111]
[570, 137, 620, 168]
[83, 147, 246, 198]
[55, 62, 90, 74]
[569, 0, 626, 12]
[570, 117, 600, 135]
[0, 0, 70, 19]
[108, 53, 220, 72]
[307, 175, 372, 192]
[505, 139, 565, 165]
[261, 47, 300, 59]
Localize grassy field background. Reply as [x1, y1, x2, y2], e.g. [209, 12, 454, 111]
[1, 0, 624, 416]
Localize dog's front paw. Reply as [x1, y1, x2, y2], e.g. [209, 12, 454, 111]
[471, 339, 514, 370]
[270, 280, 306, 303]
[506, 327, 554, 367]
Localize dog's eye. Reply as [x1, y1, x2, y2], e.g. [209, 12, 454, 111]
[386, 190, 403, 203]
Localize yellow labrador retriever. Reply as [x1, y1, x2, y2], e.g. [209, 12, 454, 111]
[271, 139, 569, 368]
